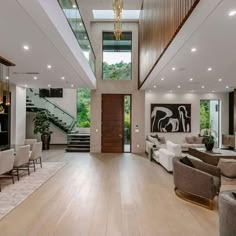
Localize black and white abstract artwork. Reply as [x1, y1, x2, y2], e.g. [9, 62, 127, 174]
[151, 104, 191, 133]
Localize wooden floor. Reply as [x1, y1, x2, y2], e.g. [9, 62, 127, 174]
[0, 146, 235, 236]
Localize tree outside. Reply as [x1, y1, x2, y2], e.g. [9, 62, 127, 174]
[77, 88, 90, 127]
[200, 100, 210, 130]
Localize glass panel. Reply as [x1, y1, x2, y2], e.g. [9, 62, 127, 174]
[58, 0, 95, 74]
[124, 95, 131, 152]
[77, 88, 91, 128]
[200, 100, 220, 147]
[103, 32, 132, 80]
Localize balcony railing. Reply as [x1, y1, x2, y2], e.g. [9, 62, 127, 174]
[58, 0, 96, 74]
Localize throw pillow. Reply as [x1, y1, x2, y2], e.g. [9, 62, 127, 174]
[159, 136, 166, 144]
[232, 192, 236, 199]
[185, 136, 195, 144]
[180, 156, 195, 168]
[194, 136, 204, 144]
[150, 134, 161, 142]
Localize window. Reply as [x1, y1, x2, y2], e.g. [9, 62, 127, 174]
[103, 32, 132, 80]
[200, 100, 220, 147]
[77, 88, 90, 127]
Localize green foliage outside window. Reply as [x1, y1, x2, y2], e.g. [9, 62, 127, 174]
[200, 100, 210, 130]
[77, 88, 90, 127]
[103, 61, 131, 80]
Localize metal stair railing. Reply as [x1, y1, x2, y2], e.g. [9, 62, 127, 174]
[26, 89, 76, 133]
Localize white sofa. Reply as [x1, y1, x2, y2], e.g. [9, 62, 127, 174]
[153, 141, 182, 172]
[146, 135, 205, 154]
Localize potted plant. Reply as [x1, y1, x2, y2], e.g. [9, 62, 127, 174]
[203, 134, 215, 152]
[33, 110, 52, 150]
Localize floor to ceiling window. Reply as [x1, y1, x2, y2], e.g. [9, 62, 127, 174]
[77, 88, 90, 127]
[102, 32, 132, 80]
[200, 100, 220, 147]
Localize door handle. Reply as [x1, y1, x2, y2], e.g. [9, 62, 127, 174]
[119, 134, 122, 138]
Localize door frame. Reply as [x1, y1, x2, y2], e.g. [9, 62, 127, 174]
[101, 94, 132, 153]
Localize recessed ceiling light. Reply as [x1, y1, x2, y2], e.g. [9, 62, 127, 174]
[84, 36, 87, 40]
[72, 4, 76, 8]
[79, 23, 83, 26]
[153, 85, 157, 88]
[177, 85, 181, 88]
[48, 84, 51, 87]
[191, 48, 197, 52]
[202, 85, 205, 89]
[189, 78, 193, 81]
[23, 45, 29, 50]
[218, 78, 222, 82]
[208, 67, 212, 71]
[34, 76, 38, 80]
[47, 65, 52, 69]
[172, 67, 176, 71]
[228, 10, 236, 16]
[226, 86, 229, 89]
[25, 84, 28, 88]
[61, 76, 65, 80]
[5, 76, 9, 80]
[161, 78, 164, 81]
[71, 84, 74, 87]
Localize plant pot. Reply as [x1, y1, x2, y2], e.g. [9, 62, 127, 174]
[205, 142, 214, 152]
[41, 134, 51, 150]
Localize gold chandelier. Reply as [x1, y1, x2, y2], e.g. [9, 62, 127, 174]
[113, 0, 123, 40]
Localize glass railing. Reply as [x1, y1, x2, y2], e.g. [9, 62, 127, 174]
[58, 0, 96, 74]
[27, 89, 76, 131]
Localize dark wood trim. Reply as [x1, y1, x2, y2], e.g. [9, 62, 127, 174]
[0, 56, 15, 67]
[138, 0, 200, 89]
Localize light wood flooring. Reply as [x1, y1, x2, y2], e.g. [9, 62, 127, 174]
[0, 146, 235, 236]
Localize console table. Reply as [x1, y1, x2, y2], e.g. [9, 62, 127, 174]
[189, 148, 236, 166]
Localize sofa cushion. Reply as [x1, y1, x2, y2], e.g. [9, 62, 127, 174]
[159, 137, 166, 144]
[185, 136, 195, 144]
[166, 141, 182, 156]
[181, 156, 195, 168]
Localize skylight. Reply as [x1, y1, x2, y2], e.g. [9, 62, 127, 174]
[92, 10, 140, 20]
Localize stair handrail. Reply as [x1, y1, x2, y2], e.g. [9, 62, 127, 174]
[28, 89, 75, 120]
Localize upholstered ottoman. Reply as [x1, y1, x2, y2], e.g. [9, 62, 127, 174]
[219, 191, 236, 236]
[218, 159, 236, 178]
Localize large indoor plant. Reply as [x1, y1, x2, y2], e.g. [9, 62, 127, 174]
[33, 110, 52, 150]
[203, 133, 215, 152]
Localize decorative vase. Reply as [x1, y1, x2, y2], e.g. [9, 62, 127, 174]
[205, 142, 214, 152]
[41, 134, 51, 150]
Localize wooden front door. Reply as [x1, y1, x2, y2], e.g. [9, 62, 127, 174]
[102, 94, 124, 153]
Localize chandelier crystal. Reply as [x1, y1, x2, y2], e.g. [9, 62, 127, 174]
[113, 0, 123, 40]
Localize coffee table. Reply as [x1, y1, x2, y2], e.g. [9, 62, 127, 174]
[189, 148, 236, 166]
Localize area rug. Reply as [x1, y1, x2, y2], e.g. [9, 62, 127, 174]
[0, 161, 67, 221]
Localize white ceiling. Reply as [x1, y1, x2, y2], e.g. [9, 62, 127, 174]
[143, 0, 236, 93]
[0, 0, 95, 89]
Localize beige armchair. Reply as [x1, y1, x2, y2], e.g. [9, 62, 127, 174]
[29, 142, 43, 171]
[13, 145, 31, 180]
[173, 156, 221, 210]
[0, 149, 15, 191]
[25, 139, 37, 150]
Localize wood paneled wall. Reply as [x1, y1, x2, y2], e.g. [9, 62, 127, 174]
[139, 0, 200, 87]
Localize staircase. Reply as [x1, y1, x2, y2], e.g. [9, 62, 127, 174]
[66, 134, 90, 152]
[26, 89, 76, 133]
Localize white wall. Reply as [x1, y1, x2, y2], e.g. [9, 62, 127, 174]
[25, 88, 77, 144]
[90, 22, 145, 153]
[145, 91, 229, 145]
[11, 85, 26, 145]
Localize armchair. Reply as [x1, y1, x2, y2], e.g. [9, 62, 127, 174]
[29, 142, 43, 171]
[0, 149, 15, 191]
[173, 156, 221, 210]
